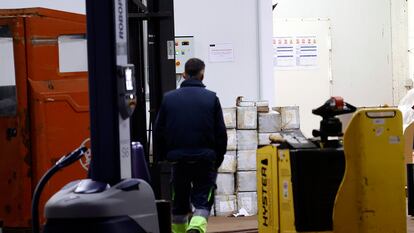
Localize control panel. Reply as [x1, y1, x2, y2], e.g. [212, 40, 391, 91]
[279, 129, 317, 149]
[117, 65, 137, 119]
[175, 36, 194, 74]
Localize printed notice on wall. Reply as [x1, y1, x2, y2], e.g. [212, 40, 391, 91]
[209, 43, 234, 63]
[273, 37, 296, 68]
[296, 36, 318, 67]
[273, 36, 318, 70]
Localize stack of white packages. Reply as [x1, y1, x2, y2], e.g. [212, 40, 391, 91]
[236, 149, 257, 211]
[214, 101, 300, 217]
[236, 164, 257, 215]
[236, 102, 258, 216]
[215, 171, 236, 216]
[215, 108, 238, 216]
[237, 104, 258, 151]
[223, 107, 237, 151]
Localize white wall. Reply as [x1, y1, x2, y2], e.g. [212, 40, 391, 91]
[391, 0, 409, 103]
[0, 0, 85, 14]
[0, 0, 273, 107]
[258, 0, 276, 106]
[410, 0, 414, 83]
[273, 19, 333, 137]
[174, 0, 273, 106]
[275, 0, 407, 107]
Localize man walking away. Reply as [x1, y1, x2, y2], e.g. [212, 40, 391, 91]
[154, 58, 227, 233]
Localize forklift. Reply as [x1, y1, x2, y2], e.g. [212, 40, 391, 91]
[0, 0, 176, 231]
[257, 97, 407, 233]
[30, 0, 177, 232]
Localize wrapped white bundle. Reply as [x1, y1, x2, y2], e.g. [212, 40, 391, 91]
[223, 107, 237, 129]
[216, 173, 235, 195]
[236, 171, 257, 192]
[258, 110, 282, 133]
[237, 130, 258, 150]
[214, 195, 237, 216]
[218, 151, 237, 173]
[237, 150, 257, 171]
[237, 106, 257, 129]
[237, 192, 258, 215]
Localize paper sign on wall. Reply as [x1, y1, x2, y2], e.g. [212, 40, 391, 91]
[297, 36, 318, 67]
[273, 36, 318, 70]
[209, 43, 234, 63]
[273, 37, 296, 68]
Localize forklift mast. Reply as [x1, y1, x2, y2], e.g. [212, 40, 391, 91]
[86, 0, 176, 185]
[130, 0, 176, 198]
[35, 1, 176, 232]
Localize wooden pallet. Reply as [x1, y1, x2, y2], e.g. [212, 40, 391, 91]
[207, 216, 258, 233]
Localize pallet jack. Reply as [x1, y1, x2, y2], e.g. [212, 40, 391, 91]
[257, 97, 407, 233]
[31, 0, 176, 232]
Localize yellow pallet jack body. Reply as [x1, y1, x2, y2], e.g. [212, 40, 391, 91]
[257, 108, 406, 233]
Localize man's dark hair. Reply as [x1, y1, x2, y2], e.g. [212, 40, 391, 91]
[185, 58, 205, 78]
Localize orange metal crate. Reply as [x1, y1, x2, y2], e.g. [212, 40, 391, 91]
[0, 8, 89, 230]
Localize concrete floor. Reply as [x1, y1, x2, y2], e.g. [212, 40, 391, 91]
[208, 216, 414, 233]
[0, 216, 412, 233]
[408, 216, 414, 233]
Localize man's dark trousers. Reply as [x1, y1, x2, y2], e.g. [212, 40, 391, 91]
[171, 160, 217, 219]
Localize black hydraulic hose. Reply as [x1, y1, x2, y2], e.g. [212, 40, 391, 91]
[31, 164, 61, 233]
[31, 146, 88, 233]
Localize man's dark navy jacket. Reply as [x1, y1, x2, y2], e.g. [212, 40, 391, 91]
[154, 78, 227, 167]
